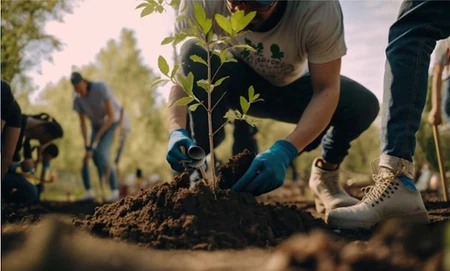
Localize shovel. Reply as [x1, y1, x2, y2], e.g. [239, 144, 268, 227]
[432, 124, 449, 201]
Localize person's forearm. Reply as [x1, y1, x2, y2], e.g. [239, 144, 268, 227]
[168, 84, 188, 132]
[92, 118, 114, 148]
[285, 88, 339, 152]
[2, 157, 12, 178]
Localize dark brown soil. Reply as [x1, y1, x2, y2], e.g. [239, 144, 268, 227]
[75, 150, 325, 250]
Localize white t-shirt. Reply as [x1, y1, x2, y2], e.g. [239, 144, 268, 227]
[430, 37, 450, 80]
[176, 0, 347, 87]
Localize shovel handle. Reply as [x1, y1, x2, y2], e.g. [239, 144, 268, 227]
[432, 125, 448, 201]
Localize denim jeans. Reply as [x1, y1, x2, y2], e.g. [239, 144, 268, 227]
[2, 172, 38, 204]
[82, 122, 119, 190]
[380, 0, 450, 175]
[114, 129, 129, 164]
[182, 40, 380, 165]
[444, 78, 450, 122]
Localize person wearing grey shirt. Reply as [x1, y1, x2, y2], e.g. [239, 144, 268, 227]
[71, 71, 130, 202]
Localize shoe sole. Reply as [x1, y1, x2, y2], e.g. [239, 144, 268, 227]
[327, 210, 430, 230]
[315, 197, 326, 214]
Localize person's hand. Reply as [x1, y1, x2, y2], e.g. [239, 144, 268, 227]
[231, 140, 298, 196]
[166, 129, 196, 172]
[83, 149, 93, 164]
[428, 108, 442, 126]
[20, 159, 35, 173]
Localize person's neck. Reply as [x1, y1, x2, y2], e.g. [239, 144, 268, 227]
[25, 118, 40, 138]
[253, 1, 287, 32]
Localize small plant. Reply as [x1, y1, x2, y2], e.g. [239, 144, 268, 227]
[137, 1, 264, 189]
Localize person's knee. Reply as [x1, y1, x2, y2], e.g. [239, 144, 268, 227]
[2, 173, 38, 204]
[93, 152, 108, 169]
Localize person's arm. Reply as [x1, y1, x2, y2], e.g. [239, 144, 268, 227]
[285, 59, 341, 152]
[91, 99, 114, 149]
[168, 84, 188, 131]
[1, 126, 21, 178]
[2, 120, 5, 131]
[428, 63, 444, 125]
[78, 112, 89, 148]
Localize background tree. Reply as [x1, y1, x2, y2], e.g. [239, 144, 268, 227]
[1, 0, 75, 92]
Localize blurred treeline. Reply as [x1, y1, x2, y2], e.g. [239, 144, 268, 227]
[2, 1, 448, 189]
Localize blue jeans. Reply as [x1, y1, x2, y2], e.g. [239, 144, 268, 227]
[82, 123, 119, 190]
[114, 129, 129, 164]
[182, 40, 380, 165]
[2, 172, 38, 204]
[380, 0, 450, 175]
[444, 78, 450, 122]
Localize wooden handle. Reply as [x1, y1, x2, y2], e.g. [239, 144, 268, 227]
[432, 125, 448, 201]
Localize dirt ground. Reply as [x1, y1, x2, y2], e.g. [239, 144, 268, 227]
[2, 152, 450, 271]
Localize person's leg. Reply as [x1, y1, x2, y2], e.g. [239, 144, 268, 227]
[92, 122, 119, 201]
[443, 78, 450, 122]
[78, 126, 98, 201]
[232, 120, 259, 156]
[2, 173, 38, 204]
[114, 129, 129, 165]
[328, 0, 450, 230]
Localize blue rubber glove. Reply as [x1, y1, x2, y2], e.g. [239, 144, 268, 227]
[231, 140, 298, 195]
[166, 129, 196, 172]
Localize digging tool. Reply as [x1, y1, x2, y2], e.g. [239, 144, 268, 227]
[432, 124, 449, 201]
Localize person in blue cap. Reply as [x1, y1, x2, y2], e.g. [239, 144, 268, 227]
[328, 0, 450, 229]
[166, 0, 380, 214]
[70, 71, 131, 202]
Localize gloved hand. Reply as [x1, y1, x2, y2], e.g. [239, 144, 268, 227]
[231, 140, 298, 195]
[166, 129, 196, 172]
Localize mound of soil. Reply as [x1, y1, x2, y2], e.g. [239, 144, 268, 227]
[266, 219, 446, 271]
[75, 150, 324, 250]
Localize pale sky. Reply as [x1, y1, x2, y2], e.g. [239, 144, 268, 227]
[28, 0, 403, 103]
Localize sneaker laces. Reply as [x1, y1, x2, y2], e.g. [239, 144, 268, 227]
[361, 158, 402, 203]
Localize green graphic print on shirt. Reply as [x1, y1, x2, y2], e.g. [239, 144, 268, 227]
[240, 39, 295, 84]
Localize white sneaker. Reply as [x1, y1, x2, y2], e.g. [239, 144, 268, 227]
[77, 190, 95, 202]
[309, 157, 359, 214]
[327, 168, 430, 229]
[106, 189, 120, 203]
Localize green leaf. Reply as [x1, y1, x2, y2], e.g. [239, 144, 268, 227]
[235, 11, 256, 33]
[155, 4, 164, 13]
[170, 63, 181, 79]
[197, 79, 211, 92]
[224, 110, 241, 121]
[214, 76, 229, 87]
[215, 14, 232, 35]
[193, 3, 212, 34]
[176, 74, 189, 95]
[219, 48, 229, 64]
[150, 78, 170, 89]
[186, 72, 194, 95]
[240, 96, 249, 115]
[161, 36, 175, 45]
[230, 10, 244, 33]
[135, 3, 148, 10]
[252, 93, 260, 101]
[174, 33, 187, 46]
[140, 5, 155, 17]
[190, 54, 207, 66]
[233, 44, 257, 52]
[158, 55, 169, 76]
[224, 57, 237, 63]
[171, 96, 194, 107]
[248, 85, 255, 101]
[252, 98, 264, 103]
[189, 103, 201, 111]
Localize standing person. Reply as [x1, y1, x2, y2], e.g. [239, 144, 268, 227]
[428, 37, 450, 126]
[328, 0, 450, 229]
[71, 72, 130, 202]
[166, 0, 379, 214]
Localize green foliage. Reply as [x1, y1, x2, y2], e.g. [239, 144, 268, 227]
[1, 0, 75, 92]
